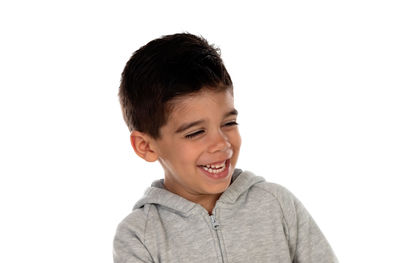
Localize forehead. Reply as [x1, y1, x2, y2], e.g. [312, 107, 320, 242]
[167, 89, 234, 121]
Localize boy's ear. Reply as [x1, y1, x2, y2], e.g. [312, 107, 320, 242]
[130, 130, 159, 162]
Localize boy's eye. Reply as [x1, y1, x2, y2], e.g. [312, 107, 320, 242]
[224, 121, 239, 127]
[185, 130, 205, 139]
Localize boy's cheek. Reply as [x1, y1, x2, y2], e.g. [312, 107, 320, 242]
[231, 130, 242, 147]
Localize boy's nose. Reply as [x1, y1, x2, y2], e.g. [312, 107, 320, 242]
[208, 130, 231, 153]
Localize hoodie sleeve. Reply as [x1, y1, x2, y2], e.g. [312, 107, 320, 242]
[269, 183, 338, 263]
[113, 219, 154, 263]
[291, 195, 338, 263]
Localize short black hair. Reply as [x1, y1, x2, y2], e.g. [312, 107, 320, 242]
[118, 33, 233, 139]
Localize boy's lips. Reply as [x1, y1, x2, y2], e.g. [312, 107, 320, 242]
[199, 159, 227, 168]
[197, 159, 231, 179]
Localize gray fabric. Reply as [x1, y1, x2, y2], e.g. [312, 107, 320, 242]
[113, 169, 338, 263]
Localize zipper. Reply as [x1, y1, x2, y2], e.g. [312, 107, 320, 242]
[210, 214, 225, 263]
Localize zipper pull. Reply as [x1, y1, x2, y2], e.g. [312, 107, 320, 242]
[210, 214, 220, 230]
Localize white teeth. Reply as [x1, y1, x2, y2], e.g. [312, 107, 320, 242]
[201, 161, 226, 174]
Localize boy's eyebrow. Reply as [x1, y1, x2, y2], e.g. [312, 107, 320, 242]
[175, 109, 238, 134]
[225, 109, 238, 118]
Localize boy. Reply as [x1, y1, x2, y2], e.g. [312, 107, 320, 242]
[114, 33, 338, 262]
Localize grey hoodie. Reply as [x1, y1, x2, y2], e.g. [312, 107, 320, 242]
[113, 169, 338, 263]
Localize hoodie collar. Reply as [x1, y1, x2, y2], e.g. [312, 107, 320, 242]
[217, 169, 265, 204]
[133, 182, 197, 217]
[133, 169, 265, 216]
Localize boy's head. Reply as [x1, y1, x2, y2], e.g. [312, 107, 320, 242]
[119, 33, 233, 139]
[118, 33, 241, 209]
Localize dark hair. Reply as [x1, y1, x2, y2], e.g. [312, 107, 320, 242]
[118, 33, 233, 139]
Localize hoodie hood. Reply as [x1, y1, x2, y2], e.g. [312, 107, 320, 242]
[133, 169, 265, 216]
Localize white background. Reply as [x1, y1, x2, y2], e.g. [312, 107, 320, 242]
[1, 0, 399, 262]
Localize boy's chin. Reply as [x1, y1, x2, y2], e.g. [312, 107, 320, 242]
[197, 172, 233, 195]
[203, 181, 232, 196]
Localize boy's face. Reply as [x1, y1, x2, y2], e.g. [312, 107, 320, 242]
[151, 88, 241, 202]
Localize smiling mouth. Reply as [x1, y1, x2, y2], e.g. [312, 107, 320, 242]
[198, 159, 229, 174]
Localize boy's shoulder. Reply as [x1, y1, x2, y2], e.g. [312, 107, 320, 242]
[114, 203, 150, 242]
[227, 169, 299, 208]
[250, 173, 298, 205]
